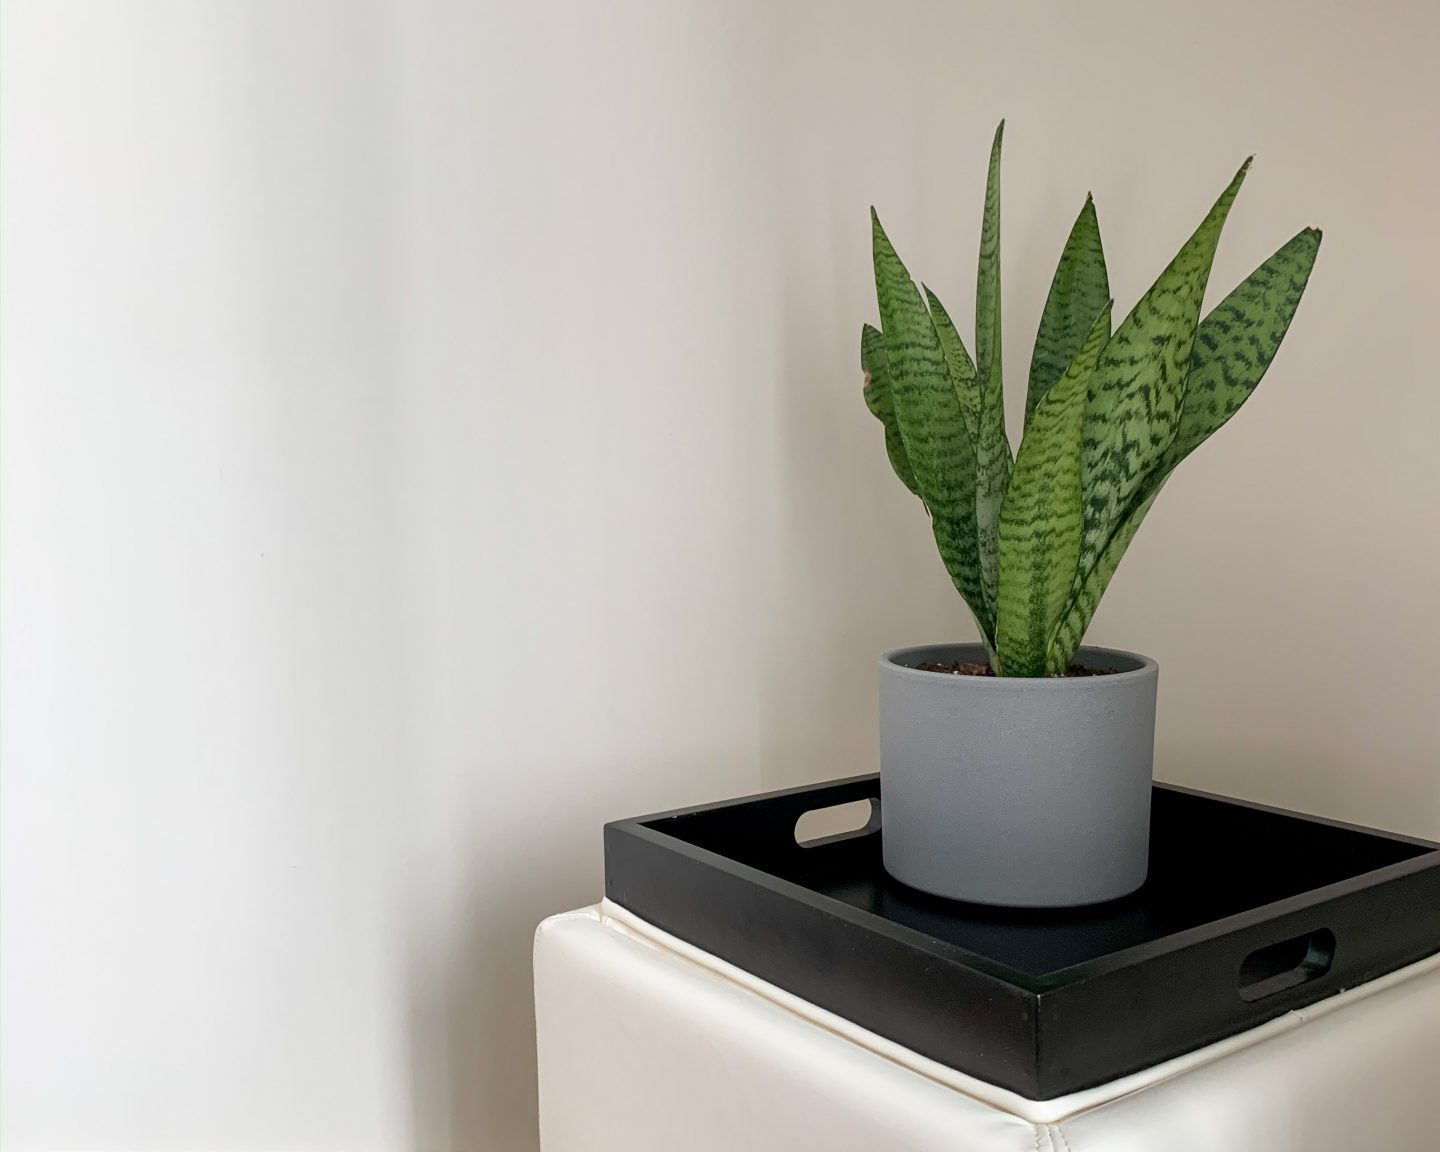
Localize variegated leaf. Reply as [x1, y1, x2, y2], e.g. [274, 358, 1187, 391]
[1078, 159, 1250, 581]
[997, 304, 1110, 677]
[1049, 225, 1321, 666]
[871, 209, 987, 626]
[1048, 484, 1161, 671]
[1162, 227, 1321, 471]
[975, 374, 1012, 624]
[923, 286, 980, 444]
[861, 324, 920, 497]
[971, 121, 1013, 626]
[1028, 195, 1110, 425]
[975, 120, 1004, 402]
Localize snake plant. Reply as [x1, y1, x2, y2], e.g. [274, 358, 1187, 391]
[863, 122, 1320, 676]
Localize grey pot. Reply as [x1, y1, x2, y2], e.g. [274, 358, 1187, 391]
[878, 642, 1158, 908]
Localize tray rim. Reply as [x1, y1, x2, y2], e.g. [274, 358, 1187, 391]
[607, 773, 1440, 996]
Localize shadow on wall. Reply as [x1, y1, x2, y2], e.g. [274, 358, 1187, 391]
[404, 831, 588, 1152]
[403, 747, 762, 1152]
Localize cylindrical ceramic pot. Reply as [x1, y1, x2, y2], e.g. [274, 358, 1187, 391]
[878, 642, 1158, 907]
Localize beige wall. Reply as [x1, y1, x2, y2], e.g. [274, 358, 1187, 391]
[3, 1, 1437, 1150]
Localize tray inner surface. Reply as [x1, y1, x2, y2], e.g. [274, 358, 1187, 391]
[645, 787, 1431, 979]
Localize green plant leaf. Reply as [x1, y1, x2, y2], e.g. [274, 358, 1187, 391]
[1047, 484, 1162, 672]
[975, 121, 1004, 403]
[860, 324, 921, 497]
[996, 303, 1111, 677]
[1027, 195, 1110, 426]
[923, 286, 980, 444]
[871, 209, 987, 628]
[1162, 227, 1322, 472]
[971, 121, 1013, 627]
[1078, 159, 1250, 582]
[1048, 226, 1322, 666]
[975, 372, 1012, 625]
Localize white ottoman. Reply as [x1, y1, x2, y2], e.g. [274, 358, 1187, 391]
[535, 901, 1440, 1151]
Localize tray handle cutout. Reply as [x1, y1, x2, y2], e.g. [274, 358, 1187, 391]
[795, 798, 880, 848]
[1238, 928, 1336, 1002]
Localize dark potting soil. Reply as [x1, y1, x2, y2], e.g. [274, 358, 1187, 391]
[914, 660, 1119, 678]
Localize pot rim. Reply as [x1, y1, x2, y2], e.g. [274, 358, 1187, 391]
[881, 642, 1158, 688]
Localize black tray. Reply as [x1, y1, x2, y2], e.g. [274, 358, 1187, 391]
[604, 774, 1440, 1099]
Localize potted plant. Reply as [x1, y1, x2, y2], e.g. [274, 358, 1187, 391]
[864, 122, 1319, 907]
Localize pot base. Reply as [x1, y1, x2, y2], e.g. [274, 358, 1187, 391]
[884, 856, 1148, 909]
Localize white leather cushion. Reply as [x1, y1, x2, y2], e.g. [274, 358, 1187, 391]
[534, 903, 1440, 1151]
